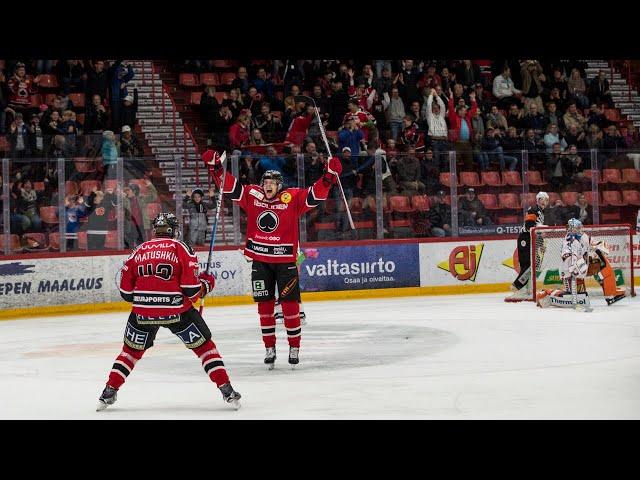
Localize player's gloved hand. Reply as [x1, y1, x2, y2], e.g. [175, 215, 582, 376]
[202, 150, 226, 171]
[198, 272, 215, 296]
[323, 156, 342, 184]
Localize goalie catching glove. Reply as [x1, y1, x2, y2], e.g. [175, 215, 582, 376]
[198, 272, 216, 297]
[323, 157, 342, 185]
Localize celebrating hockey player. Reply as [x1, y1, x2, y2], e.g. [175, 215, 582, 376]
[275, 248, 307, 326]
[537, 219, 628, 308]
[203, 149, 342, 369]
[97, 212, 241, 411]
[506, 191, 549, 302]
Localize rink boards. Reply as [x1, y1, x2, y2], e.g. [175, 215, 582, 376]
[1, 236, 638, 319]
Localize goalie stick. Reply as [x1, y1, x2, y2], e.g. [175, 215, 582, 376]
[294, 95, 355, 230]
[199, 151, 228, 315]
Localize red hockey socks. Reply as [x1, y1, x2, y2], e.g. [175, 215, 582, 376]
[107, 344, 145, 390]
[193, 340, 229, 387]
[281, 300, 301, 348]
[258, 300, 276, 348]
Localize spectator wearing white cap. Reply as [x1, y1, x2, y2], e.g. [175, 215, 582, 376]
[120, 125, 142, 158]
[119, 88, 138, 133]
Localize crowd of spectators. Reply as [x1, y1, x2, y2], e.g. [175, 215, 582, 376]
[175, 58, 639, 238]
[0, 59, 156, 251]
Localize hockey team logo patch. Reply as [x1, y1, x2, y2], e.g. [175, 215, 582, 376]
[438, 244, 484, 282]
[257, 211, 279, 233]
[280, 192, 292, 204]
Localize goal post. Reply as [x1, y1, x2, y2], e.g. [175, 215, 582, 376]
[531, 223, 636, 301]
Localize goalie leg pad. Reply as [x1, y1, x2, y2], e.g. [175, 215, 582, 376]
[548, 292, 590, 308]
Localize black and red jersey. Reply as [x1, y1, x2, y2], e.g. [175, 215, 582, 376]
[211, 169, 332, 264]
[119, 238, 202, 316]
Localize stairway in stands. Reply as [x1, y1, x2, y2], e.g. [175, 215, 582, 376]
[584, 59, 640, 127]
[127, 60, 234, 244]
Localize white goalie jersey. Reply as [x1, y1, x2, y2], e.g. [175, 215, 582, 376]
[561, 232, 591, 280]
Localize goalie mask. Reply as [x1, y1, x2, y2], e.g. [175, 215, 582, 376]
[567, 218, 583, 236]
[152, 212, 180, 239]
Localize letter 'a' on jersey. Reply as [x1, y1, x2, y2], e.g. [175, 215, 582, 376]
[210, 165, 333, 264]
[119, 238, 202, 317]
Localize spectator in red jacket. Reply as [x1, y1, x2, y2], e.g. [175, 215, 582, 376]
[7, 62, 40, 115]
[448, 90, 478, 170]
[229, 113, 251, 151]
[285, 104, 314, 146]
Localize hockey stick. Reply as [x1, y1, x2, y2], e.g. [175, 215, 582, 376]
[294, 95, 355, 230]
[199, 151, 227, 315]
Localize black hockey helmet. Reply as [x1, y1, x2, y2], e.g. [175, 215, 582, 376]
[152, 212, 180, 239]
[260, 170, 284, 192]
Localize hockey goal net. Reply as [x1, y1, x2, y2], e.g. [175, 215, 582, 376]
[531, 224, 636, 300]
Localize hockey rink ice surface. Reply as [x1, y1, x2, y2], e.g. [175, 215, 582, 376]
[1, 293, 639, 419]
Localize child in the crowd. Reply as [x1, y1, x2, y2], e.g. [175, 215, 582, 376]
[64, 194, 87, 250]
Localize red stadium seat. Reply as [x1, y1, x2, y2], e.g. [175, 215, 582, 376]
[29, 94, 43, 109]
[190, 91, 203, 105]
[40, 206, 59, 225]
[582, 191, 597, 205]
[439, 172, 454, 188]
[33, 181, 45, 192]
[622, 168, 640, 184]
[478, 193, 499, 210]
[146, 202, 163, 220]
[526, 170, 547, 186]
[411, 195, 430, 212]
[349, 197, 364, 216]
[601, 211, 622, 223]
[214, 92, 225, 104]
[23, 233, 47, 251]
[37, 74, 59, 88]
[502, 171, 523, 186]
[389, 219, 411, 228]
[459, 171, 483, 187]
[622, 190, 640, 206]
[602, 169, 624, 184]
[561, 191, 579, 206]
[104, 179, 119, 192]
[200, 73, 220, 86]
[481, 171, 504, 187]
[389, 195, 414, 214]
[582, 169, 605, 184]
[212, 60, 233, 68]
[10, 234, 23, 253]
[44, 93, 57, 105]
[179, 73, 199, 87]
[498, 215, 520, 224]
[498, 193, 520, 209]
[68, 93, 85, 108]
[219, 73, 237, 85]
[520, 193, 537, 208]
[48, 232, 60, 250]
[603, 108, 620, 122]
[601, 190, 627, 206]
[65, 181, 79, 196]
[105, 231, 119, 249]
[80, 180, 101, 196]
[74, 158, 97, 173]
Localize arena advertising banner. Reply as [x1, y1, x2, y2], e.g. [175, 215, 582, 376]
[459, 224, 524, 236]
[299, 244, 420, 292]
[419, 239, 517, 287]
[0, 249, 251, 310]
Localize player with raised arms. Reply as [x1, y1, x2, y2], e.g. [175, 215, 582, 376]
[506, 191, 549, 302]
[96, 212, 241, 411]
[203, 149, 342, 369]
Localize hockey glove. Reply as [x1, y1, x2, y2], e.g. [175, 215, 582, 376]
[202, 150, 226, 172]
[198, 272, 216, 297]
[323, 156, 343, 185]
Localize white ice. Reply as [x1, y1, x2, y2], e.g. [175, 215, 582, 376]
[1, 293, 639, 419]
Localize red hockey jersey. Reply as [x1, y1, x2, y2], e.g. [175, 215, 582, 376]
[119, 238, 202, 316]
[212, 169, 332, 263]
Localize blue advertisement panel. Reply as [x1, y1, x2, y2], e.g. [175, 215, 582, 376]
[299, 244, 420, 292]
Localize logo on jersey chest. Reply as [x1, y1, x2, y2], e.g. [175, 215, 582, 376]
[257, 211, 279, 233]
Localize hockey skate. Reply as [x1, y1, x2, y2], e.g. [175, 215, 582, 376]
[219, 383, 241, 410]
[264, 347, 276, 370]
[606, 293, 627, 306]
[289, 346, 299, 368]
[96, 385, 118, 411]
[505, 283, 532, 302]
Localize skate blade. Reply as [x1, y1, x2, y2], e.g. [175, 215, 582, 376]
[96, 401, 108, 412]
[266, 363, 275, 370]
[228, 399, 241, 410]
